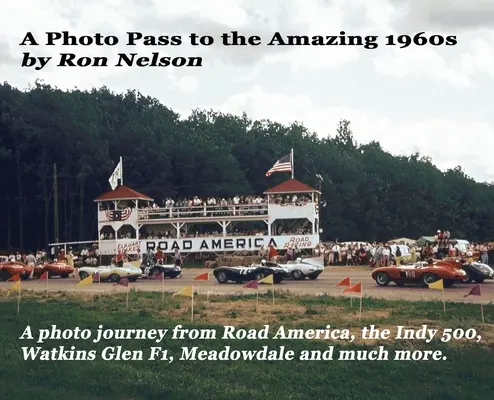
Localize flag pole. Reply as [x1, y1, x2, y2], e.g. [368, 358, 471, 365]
[17, 282, 21, 315]
[46, 274, 48, 297]
[442, 289, 446, 314]
[359, 293, 362, 320]
[161, 275, 165, 302]
[350, 296, 353, 307]
[126, 287, 129, 309]
[291, 148, 294, 179]
[480, 284, 484, 324]
[120, 156, 123, 185]
[256, 289, 259, 311]
[272, 282, 275, 306]
[191, 286, 194, 323]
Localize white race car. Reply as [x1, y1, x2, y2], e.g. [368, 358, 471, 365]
[255, 257, 325, 280]
[78, 263, 142, 283]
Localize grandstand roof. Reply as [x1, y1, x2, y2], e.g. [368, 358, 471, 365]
[94, 185, 153, 202]
[264, 179, 320, 194]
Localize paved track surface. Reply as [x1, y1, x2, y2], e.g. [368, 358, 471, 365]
[2, 267, 493, 303]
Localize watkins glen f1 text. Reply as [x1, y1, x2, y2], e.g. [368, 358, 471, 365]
[18, 324, 481, 362]
[19, 31, 458, 70]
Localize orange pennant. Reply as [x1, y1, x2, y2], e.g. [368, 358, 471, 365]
[336, 277, 351, 287]
[343, 282, 362, 294]
[7, 274, 21, 282]
[194, 272, 209, 281]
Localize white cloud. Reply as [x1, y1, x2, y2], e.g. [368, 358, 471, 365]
[216, 86, 494, 181]
[460, 37, 494, 75]
[1, 0, 494, 182]
[372, 46, 472, 88]
[264, 0, 360, 71]
[174, 75, 198, 92]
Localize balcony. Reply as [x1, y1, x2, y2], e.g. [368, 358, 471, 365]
[137, 204, 269, 223]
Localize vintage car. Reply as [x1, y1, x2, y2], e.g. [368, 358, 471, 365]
[37, 262, 75, 278]
[141, 263, 182, 279]
[433, 258, 493, 283]
[372, 261, 466, 288]
[462, 262, 494, 283]
[263, 257, 325, 280]
[213, 265, 289, 284]
[78, 263, 142, 283]
[0, 261, 32, 281]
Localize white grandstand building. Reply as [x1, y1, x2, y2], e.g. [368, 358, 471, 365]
[91, 179, 321, 256]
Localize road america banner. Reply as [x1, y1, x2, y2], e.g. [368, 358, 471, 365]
[141, 235, 319, 253]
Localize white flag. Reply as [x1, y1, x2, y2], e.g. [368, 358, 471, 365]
[109, 158, 122, 190]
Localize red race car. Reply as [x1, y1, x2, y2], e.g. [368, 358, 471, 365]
[36, 262, 75, 278]
[0, 261, 33, 281]
[372, 260, 467, 288]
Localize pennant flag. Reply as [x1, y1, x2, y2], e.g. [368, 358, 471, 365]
[258, 274, 274, 284]
[39, 271, 48, 281]
[92, 272, 100, 282]
[173, 286, 193, 298]
[77, 275, 93, 286]
[109, 157, 123, 190]
[428, 279, 444, 290]
[244, 280, 259, 289]
[336, 277, 351, 287]
[464, 284, 481, 297]
[151, 272, 164, 280]
[7, 274, 21, 282]
[343, 282, 362, 293]
[266, 152, 292, 176]
[114, 278, 129, 287]
[194, 272, 209, 281]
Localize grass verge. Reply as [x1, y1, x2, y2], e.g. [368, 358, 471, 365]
[0, 290, 493, 400]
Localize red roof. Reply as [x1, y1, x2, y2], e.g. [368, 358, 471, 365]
[264, 179, 320, 194]
[94, 185, 153, 202]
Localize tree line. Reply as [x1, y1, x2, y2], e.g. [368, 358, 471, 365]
[1, 81, 493, 250]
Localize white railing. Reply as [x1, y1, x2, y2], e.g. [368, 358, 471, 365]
[137, 203, 269, 219]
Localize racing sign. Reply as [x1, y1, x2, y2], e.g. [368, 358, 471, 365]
[142, 235, 319, 253]
[99, 235, 319, 254]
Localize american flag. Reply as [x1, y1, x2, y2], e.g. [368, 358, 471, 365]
[265, 152, 293, 176]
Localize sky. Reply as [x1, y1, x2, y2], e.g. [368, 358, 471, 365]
[1, 0, 493, 182]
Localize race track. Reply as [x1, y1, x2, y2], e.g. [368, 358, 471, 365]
[2, 266, 493, 303]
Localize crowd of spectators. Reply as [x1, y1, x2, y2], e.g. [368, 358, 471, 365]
[313, 236, 492, 266]
[99, 193, 314, 218]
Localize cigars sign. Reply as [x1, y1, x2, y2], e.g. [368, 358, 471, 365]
[99, 235, 319, 254]
[142, 235, 319, 253]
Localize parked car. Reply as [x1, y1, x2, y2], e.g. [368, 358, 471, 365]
[78, 263, 142, 282]
[388, 244, 413, 264]
[213, 265, 289, 284]
[372, 260, 466, 288]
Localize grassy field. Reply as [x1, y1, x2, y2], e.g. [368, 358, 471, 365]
[0, 290, 493, 400]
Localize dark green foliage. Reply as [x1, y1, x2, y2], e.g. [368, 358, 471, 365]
[1, 80, 494, 249]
